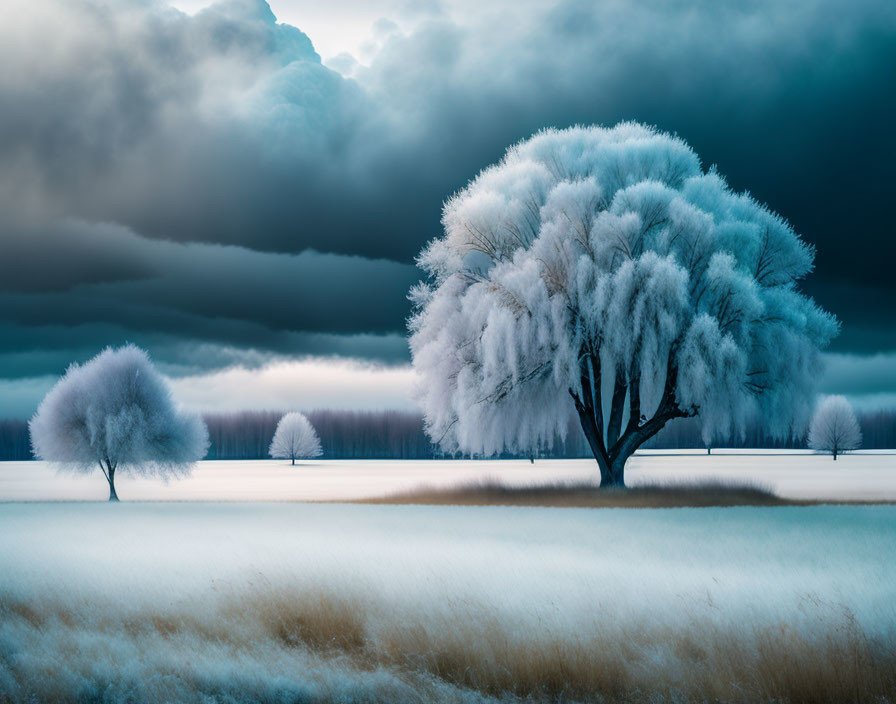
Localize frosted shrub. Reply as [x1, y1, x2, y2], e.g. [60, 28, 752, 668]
[409, 123, 837, 486]
[269, 412, 322, 465]
[29, 345, 209, 500]
[808, 395, 862, 460]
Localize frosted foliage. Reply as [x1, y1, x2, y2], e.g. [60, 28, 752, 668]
[269, 412, 322, 461]
[29, 345, 209, 477]
[808, 396, 862, 457]
[409, 123, 837, 474]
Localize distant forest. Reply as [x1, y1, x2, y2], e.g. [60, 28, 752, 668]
[1, 408, 895, 461]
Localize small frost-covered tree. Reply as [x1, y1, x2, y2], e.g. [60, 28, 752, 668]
[269, 412, 322, 465]
[808, 395, 862, 460]
[29, 345, 209, 501]
[409, 123, 838, 487]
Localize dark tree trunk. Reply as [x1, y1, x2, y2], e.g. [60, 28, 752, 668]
[608, 456, 627, 488]
[569, 361, 614, 487]
[106, 463, 119, 502]
[605, 375, 627, 450]
[573, 402, 613, 486]
[570, 345, 691, 490]
[833, 450, 838, 461]
[292, 457, 295, 466]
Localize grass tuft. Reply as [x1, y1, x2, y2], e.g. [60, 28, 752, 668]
[4, 583, 896, 703]
[357, 478, 791, 508]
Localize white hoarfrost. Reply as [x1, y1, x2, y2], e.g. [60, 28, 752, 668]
[28, 344, 209, 500]
[409, 123, 838, 486]
[269, 411, 323, 464]
[808, 395, 862, 459]
[0, 503, 894, 703]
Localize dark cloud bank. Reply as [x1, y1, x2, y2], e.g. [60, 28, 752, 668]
[0, 0, 894, 414]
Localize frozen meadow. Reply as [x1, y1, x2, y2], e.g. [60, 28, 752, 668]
[2, 454, 896, 703]
[1, 451, 895, 502]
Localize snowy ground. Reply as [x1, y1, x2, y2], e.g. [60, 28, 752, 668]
[3, 454, 896, 701]
[1, 450, 895, 502]
[1, 502, 894, 702]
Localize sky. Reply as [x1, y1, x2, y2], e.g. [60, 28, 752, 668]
[0, 0, 894, 417]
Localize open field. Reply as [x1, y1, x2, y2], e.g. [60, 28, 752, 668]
[1, 450, 895, 502]
[3, 454, 896, 702]
[1, 502, 895, 703]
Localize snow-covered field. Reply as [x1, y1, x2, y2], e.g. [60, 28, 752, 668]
[1, 501, 895, 702]
[3, 455, 896, 701]
[1, 450, 894, 502]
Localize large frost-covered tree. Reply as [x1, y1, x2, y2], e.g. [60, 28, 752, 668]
[409, 123, 838, 487]
[269, 412, 322, 465]
[808, 395, 862, 460]
[29, 345, 209, 501]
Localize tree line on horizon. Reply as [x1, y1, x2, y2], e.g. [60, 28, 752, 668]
[2, 407, 894, 462]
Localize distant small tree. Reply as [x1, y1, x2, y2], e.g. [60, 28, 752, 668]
[29, 345, 209, 501]
[808, 395, 862, 460]
[269, 412, 322, 465]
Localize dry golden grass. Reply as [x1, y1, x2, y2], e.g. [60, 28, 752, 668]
[220, 589, 896, 703]
[355, 478, 786, 508]
[354, 478, 896, 508]
[4, 503, 896, 703]
[367, 610, 896, 703]
[7, 581, 894, 703]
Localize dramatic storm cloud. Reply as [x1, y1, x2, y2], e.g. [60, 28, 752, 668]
[0, 0, 893, 415]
